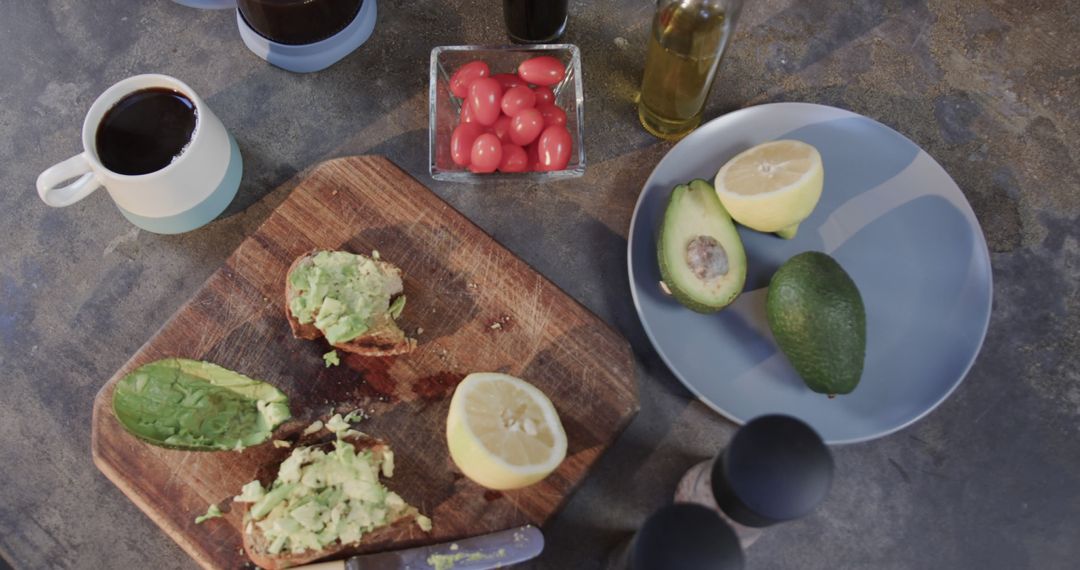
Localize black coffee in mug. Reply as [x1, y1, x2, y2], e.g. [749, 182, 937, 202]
[238, 0, 364, 45]
[95, 88, 197, 176]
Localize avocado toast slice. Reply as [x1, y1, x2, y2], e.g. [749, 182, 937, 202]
[285, 250, 417, 357]
[238, 431, 429, 569]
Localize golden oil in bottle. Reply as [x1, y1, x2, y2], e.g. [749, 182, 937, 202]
[638, 0, 739, 141]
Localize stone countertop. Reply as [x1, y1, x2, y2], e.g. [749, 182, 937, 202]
[2, 1, 1077, 568]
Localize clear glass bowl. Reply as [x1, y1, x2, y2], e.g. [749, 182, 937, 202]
[429, 44, 586, 182]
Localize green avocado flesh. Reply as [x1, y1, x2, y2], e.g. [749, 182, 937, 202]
[236, 434, 430, 556]
[766, 251, 867, 396]
[658, 179, 747, 313]
[112, 358, 291, 451]
[288, 251, 405, 345]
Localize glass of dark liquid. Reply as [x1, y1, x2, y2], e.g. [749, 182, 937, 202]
[237, 0, 364, 45]
[36, 74, 242, 234]
[503, 0, 569, 43]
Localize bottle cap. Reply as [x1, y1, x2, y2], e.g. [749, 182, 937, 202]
[631, 503, 744, 570]
[711, 414, 833, 527]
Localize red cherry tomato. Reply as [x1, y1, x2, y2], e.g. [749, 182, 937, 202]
[533, 86, 555, 106]
[449, 61, 490, 99]
[537, 104, 567, 127]
[470, 133, 503, 173]
[492, 73, 526, 90]
[450, 123, 486, 166]
[491, 115, 512, 142]
[498, 143, 528, 173]
[525, 142, 540, 171]
[450, 61, 490, 99]
[536, 125, 572, 171]
[468, 78, 503, 126]
[460, 100, 477, 123]
[518, 56, 566, 87]
[509, 108, 544, 146]
[500, 86, 537, 117]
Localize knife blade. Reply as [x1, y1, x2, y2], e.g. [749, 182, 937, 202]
[293, 525, 544, 570]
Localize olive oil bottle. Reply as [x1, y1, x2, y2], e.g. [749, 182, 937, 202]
[638, 0, 741, 140]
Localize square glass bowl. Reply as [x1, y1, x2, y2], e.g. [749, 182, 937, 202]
[429, 44, 585, 182]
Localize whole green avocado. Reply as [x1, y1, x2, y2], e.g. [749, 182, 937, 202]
[766, 252, 866, 396]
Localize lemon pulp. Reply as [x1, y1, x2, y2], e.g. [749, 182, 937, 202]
[446, 373, 567, 490]
[714, 139, 824, 238]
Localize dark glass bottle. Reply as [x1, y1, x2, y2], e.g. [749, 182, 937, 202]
[502, 0, 569, 43]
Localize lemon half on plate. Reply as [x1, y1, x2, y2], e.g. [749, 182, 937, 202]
[446, 373, 567, 490]
[714, 139, 824, 238]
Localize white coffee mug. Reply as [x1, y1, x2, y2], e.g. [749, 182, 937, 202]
[36, 74, 243, 234]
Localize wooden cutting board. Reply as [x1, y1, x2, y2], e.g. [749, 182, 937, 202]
[91, 156, 638, 569]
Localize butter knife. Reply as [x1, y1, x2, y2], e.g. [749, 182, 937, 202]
[293, 525, 544, 570]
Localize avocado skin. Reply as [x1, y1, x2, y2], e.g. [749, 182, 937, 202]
[657, 179, 746, 313]
[766, 252, 866, 396]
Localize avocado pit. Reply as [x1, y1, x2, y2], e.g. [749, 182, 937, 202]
[686, 235, 729, 281]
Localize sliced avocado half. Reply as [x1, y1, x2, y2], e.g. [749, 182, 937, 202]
[658, 179, 747, 313]
[112, 358, 291, 451]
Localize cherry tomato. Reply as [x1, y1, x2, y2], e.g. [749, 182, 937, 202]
[460, 100, 477, 123]
[492, 73, 526, 90]
[450, 61, 490, 99]
[533, 86, 555, 106]
[450, 122, 485, 166]
[525, 142, 540, 171]
[498, 143, 528, 173]
[491, 115, 512, 142]
[509, 108, 544, 146]
[468, 78, 503, 126]
[518, 56, 565, 87]
[500, 86, 537, 117]
[536, 104, 567, 127]
[470, 133, 503, 173]
[536, 125, 572, 171]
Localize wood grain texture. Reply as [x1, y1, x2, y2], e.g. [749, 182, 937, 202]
[90, 156, 639, 569]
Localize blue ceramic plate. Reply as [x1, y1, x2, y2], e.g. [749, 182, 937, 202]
[628, 103, 992, 444]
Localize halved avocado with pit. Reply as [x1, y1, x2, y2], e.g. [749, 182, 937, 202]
[112, 358, 291, 451]
[658, 179, 747, 313]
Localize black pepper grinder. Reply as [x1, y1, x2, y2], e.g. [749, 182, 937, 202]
[606, 503, 745, 570]
[674, 414, 834, 547]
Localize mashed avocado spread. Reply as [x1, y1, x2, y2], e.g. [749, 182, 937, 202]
[112, 358, 290, 451]
[288, 251, 406, 345]
[236, 417, 431, 555]
[427, 549, 507, 570]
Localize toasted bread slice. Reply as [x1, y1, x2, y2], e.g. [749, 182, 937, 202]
[244, 510, 421, 569]
[285, 250, 417, 357]
[240, 437, 423, 569]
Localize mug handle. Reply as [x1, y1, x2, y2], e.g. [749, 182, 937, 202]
[36, 153, 103, 207]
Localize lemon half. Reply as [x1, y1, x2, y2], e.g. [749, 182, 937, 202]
[714, 140, 824, 239]
[446, 373, 567, 490]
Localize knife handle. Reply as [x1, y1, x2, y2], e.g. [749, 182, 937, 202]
[290, 560, 346, 570]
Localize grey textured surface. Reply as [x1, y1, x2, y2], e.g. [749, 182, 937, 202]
[1, 0, 1077, 568]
